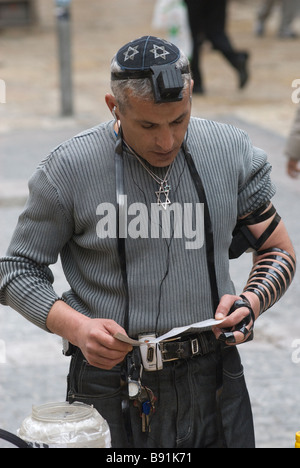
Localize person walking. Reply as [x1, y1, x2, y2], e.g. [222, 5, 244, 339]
[184, 0, 250, 94]
[255, 0, 299, 38]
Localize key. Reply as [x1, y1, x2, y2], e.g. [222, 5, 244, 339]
[138, 386, 149, 403]
[142, 412, 146, 432]
[147, 387, 156, 412]
[133, 398, 142, 415]
[135, 385, 157, 432]
[142, 400, 152, 433]
[142, 400, 152, 417]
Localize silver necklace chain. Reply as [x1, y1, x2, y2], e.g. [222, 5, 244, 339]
[123, 140, 174, 209]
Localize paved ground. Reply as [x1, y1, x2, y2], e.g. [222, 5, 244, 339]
[0, 0, 300, 448]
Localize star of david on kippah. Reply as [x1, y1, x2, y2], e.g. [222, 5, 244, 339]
[123, 45, 139, 62]
[150, 44, 170, 60]
[115, 36, 180, 70]
[111, 36, 190, 103]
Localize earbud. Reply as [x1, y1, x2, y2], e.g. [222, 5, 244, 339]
[112, 106, 117, 121]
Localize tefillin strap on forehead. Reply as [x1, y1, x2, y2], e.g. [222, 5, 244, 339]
[111, 36, 190, 103]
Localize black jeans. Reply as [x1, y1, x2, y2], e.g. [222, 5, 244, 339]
[67, 343, 255, 448]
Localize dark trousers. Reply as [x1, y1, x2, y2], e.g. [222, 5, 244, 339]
[185, 0, 248, 91]
[67, 343, 255, 448]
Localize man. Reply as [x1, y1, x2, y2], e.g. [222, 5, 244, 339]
[0, 36, 296, 448]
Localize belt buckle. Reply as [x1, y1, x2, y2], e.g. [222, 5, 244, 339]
[191, 337, 199, 356]
[160, 336, 182, 363]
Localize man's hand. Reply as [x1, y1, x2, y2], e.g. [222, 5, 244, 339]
[46, 301, 132, 370]
[287, 158, 300, 179]
[77, 318, 133, 370]
[213, 294, 256, 346]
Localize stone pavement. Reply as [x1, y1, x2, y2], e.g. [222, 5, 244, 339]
[0, 0, 300, 448]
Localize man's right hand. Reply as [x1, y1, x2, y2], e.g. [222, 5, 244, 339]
[46, 300, 132, 370]
[77, 318, 133, 370]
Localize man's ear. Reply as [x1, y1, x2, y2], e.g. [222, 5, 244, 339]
[190, 79, 194, 98]
[105, 93, 118, 116]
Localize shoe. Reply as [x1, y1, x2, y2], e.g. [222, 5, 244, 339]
[278, 29, 298, 39]
[236, 52, 250, 89]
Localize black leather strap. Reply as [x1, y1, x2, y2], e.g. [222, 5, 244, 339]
[115, 130, 130, 334]
[244, 248, 296, 315]
[229, 205, 282, 259]
[0, 429, 30, 448]
[160, 332, 217, 361]
[184, 148, 220, 312]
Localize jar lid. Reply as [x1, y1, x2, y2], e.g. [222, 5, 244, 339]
[32, 402, 93, 423]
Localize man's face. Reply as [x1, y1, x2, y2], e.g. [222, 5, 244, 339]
[118, 89, 192, 168]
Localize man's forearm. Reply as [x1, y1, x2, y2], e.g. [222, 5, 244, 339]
[46, 300, 90, 346]
[243, 247, 296, 316]
[46, 300, 132, 370]
[241, 214, 296, 316]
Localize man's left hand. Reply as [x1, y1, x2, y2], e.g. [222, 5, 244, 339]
[213, 294, 255, 345]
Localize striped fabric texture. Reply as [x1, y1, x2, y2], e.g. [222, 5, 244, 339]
[0, 118, 275, 336]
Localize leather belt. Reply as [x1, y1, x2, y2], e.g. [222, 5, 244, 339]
[63, 332, 217, 362]
[159, 332, 216, 362]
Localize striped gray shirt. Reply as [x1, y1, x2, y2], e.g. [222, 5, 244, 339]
[0, 118, 276, 336]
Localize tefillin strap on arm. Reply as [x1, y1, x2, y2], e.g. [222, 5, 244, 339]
[229, 202, 296, 315]
[243, 248, 296, 316]
[229, 202, 281, 259]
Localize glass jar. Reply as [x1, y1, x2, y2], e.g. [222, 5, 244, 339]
[18, 401, 111, 448]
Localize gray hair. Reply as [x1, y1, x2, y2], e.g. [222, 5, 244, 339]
[110, 50, 191, 111]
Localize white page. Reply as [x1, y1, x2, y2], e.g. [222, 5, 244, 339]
[114, 318, 225, 346]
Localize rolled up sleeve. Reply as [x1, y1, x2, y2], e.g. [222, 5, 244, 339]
[237, 144, 276, 218]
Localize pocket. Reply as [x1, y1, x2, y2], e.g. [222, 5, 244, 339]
[67, 350, 123, 400]
[219, 347, 255, 447]
[222, 346, 244, 380]
[220, 346, 247, 403]
[67, 351, 129, 448]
